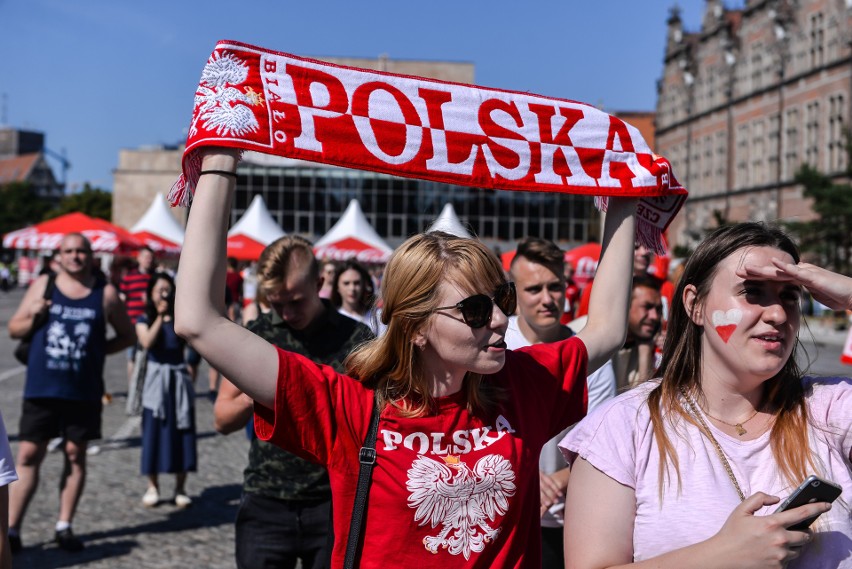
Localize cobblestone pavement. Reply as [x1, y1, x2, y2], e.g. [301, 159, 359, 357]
[0, 287, 250, 568]
[0, 285, 849, 568]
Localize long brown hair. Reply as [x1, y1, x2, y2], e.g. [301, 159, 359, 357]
[649, 222, 815, 493]
[345, 231, 506, 417]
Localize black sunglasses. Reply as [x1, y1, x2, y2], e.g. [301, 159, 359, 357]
[433, 282, 517, 328]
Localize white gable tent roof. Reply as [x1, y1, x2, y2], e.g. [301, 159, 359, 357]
[314, 199, 393, 263]
[426, 203, 472, 238]
[227, 194, 286, 244]
[130, 193, 186, 244]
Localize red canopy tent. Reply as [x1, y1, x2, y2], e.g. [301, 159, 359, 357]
[3, 212, 143, 254]
[132, 231, 182, 256]
[314, 200, 393, 264]
[226, 234, 268, 261]
[314, 236, 392, 264]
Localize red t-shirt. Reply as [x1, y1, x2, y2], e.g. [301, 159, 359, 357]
[254, 337, 588, 568]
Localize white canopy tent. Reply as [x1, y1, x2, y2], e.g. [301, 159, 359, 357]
[314, 199, 393, 264]
[425, 203, 473, 238]
[130, 194, 186, 245]
[130, 193, 185, 254]
[226, 195, 286, 261]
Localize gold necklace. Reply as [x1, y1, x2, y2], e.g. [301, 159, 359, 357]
[680, 388, 745, 502]
[700, 405, 760, 437]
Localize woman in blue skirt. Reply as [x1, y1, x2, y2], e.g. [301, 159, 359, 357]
[136, 272, 196, 507]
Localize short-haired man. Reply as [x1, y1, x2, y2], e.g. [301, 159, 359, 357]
[214, 235, 373, 569]
[505, 237, 617, 569]
[7, 233, 136, 552]
[612, 274, 664, 391]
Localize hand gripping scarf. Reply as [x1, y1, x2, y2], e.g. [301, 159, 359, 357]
[171, 40, 687, 251]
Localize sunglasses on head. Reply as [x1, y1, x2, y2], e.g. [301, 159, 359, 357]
[433, 282, 517, 328]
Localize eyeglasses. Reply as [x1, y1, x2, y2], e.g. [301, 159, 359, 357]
[432, 282, 516, 328]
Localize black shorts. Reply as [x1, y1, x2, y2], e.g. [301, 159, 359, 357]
[18, 398, 102, 443]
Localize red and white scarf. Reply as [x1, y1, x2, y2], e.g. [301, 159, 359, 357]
[171, 40, 687, 251]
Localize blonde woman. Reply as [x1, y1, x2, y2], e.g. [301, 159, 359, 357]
[175, 149, 638, 568]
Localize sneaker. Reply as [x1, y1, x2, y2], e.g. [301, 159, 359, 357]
[8, 533, 21, 554]
[54, 528, 84, 552]
[142, 487, 159, 507]
[174, 493, 192, 508]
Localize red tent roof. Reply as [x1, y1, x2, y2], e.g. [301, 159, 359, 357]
[226, 234, 267, 261]
[132, 231, 181, 256]
[3, 212, 143, 254]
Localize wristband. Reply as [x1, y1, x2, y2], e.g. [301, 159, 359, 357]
[199, 170, 238, 179]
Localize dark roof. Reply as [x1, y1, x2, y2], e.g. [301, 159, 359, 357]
[0, 153, 41, 184]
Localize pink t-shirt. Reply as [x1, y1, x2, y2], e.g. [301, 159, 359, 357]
[560, 377, 852, 568]
[255, 337, 589, 568]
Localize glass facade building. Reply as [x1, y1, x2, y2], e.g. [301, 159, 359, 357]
[234, 159, 600, 250]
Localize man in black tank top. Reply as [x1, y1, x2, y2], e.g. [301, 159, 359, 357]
[7, 233, 136, 553]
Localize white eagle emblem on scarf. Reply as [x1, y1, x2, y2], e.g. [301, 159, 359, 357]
[190, 51, 262, 138]
[406, 454, 516, 559]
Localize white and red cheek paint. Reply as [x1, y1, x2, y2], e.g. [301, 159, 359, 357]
[711, 309, 743, 343]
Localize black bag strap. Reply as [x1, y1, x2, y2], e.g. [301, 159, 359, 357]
[23, 273, 56, 340]
[343, 392, 380, 569]
[43, 273, 57, 300]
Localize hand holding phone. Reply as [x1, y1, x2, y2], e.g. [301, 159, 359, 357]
[774, 475, 842, 531]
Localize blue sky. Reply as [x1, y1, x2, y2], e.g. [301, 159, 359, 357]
[1, 0, 715, 193]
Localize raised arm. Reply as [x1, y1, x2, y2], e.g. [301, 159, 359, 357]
[174, 149, 278, 408]
[576, 198, 637, 372]
[739, 259, 852, 312]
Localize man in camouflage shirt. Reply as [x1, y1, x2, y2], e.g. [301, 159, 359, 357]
[214, 236, 373, 569]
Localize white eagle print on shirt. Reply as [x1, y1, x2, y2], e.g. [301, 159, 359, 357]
[406, 454, 516, 559]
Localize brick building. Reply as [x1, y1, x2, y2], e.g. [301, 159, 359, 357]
[656, 0, 852, 248]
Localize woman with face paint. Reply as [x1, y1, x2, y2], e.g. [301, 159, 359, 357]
[560, 222, 852, 569]
[173, 149, 639, 568]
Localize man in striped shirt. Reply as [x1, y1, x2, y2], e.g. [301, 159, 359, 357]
[119, 246, 154, 382]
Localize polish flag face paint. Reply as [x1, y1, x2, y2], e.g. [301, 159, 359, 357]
[711, 309, 742, 343]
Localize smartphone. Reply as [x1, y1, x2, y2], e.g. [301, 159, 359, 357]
[774, 475, 842, 531]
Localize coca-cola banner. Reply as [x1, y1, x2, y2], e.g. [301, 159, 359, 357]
[172, 40, 687, 250]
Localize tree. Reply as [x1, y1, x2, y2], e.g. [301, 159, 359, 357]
[788, 163, 852, 276]
[46, 184, 113, 221]
[0, 182, 52, 237]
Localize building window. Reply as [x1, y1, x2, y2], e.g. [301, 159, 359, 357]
[810, 13, 825, 68]
[751, 46, 763, 92]
[784, 108, 800, 179]
[752, 120, 766, 185]
[715, 131, 726, 181]
[736, 123, 749, 188]
[804, 101, 820, 167]
[768, 113, 780, 183]
[828, 94, 845, 172]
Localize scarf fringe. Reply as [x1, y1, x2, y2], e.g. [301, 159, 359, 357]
[167, 151, 202, 207]
[594, 195, 666, 255]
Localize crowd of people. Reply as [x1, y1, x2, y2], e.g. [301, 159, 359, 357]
[0, 149, 850, 567]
